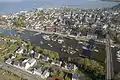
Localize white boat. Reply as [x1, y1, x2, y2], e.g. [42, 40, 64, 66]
[82, 46, 88, 50]
[40, 41, 43, 44]
[94, 49, 99, 52]
[48, 44, 53, 47]
[111, 45, 115, 48]
[117, 50, 120, 54]
[116, 53, 120, 58]
[117, 59, 120, 62]
[78, 41, 83, 44]
[117, 57, 120, 60]
[62, 45, 66, 48]
[70, 50, 76, 55]
[43, 35, 50, 40]
[58, 39, 64, 44]
[75, 49, 79, 51]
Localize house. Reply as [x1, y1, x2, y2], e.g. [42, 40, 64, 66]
[0, 37, 4, 41]
[34, 68, 43, 76]
[42, 69, 50, 79]
[34, 53, 41, 59]
[72, 74, 84, 80]
[46, 26, 56, 32]
[51, 60, 62, 66]
[5, 59, 12, 64]
[103, 24, 108, 30]
[34, 68, 50, 79]
[28, 50, 35, 57]
[64, 63, 78, 71]
[16, 48, 24, 54]
[22, 59, 29, 64]
[87, 34, 97, 40]
[24, 58, 37, 69]
[10, 39, 17, 43]
[9, 54, 15, 59]
[30, 50, 35, 54]
[18, 59, 29, 67]
[41, 55, 49, 61]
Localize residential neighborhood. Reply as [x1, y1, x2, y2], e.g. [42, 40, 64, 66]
[0, 34, 86, 80]
[0, 0, 120, 80]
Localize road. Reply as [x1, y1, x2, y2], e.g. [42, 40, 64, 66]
[0, 62, 42, 80]
[106, 32, 114, 80]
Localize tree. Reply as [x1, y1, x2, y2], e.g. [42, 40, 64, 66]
[34, 46, 43, 53]
[16, 17, 23, 26]
[28, 44, 33, 50]
[81, 58, 105, 77]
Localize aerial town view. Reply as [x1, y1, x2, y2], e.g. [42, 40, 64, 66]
[0, 0, 120, 80]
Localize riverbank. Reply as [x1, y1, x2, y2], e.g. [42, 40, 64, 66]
[0, 25, 89, 41]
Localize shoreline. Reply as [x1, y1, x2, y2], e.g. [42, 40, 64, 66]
[0, 25, 106, 43]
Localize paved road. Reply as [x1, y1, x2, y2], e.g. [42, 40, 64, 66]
[0, 62, 42, 80]
[106, 33, 114, 80]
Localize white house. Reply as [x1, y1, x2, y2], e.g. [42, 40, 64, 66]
[72, 74, 84, 80]
[51, 60, 62, 66]
[16, 48, 24, 54]
[25, 58, 36, 69]
[34, 68, 43, 76]
[64, 63, 78, 71]
[35, 53, 41, 59]
[103, 24, 108, 30]
[30, 50, 35, 54]
[5, 59, 12, 64]
[42, 70, 50, 79]
[34, 68, 50, 79]
[10, 39, 17, 43]
[41, 56, 50, 61]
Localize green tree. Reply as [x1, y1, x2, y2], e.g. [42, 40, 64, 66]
[34, 46, 43, 53]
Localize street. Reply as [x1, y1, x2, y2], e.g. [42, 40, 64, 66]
[0, 62, 42, 80]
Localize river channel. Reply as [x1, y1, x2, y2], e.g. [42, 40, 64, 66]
[0, 27, 120, 74]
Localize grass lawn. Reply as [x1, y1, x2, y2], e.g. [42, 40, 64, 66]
[0, 68, 26, 80]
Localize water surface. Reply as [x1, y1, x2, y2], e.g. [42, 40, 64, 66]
[0, 0, 119, 14]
